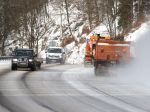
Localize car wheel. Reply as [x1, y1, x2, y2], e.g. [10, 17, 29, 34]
[11, 65, 17, 71]
[60, 60, 64, 64]
[46, 60, 50, 64]
[38, 63, 41, 69]
[31, 64, 36, 71]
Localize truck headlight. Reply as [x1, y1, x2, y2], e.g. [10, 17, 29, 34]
[13, 59, 18, 62]
[29, 59, 33, 62]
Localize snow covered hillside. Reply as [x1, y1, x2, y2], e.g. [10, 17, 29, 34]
[66, 20, 150, 64]
[65, 24, 108, 64]
[39, 3, 89, 62]
[3, 1, 149, 65]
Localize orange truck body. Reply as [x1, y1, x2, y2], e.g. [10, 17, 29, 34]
[94, 39, 131, 64]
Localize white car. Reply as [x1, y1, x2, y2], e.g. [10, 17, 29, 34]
[46, 47, 66, 64]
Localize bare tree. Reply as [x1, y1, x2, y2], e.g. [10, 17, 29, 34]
[64, 0, 73, 37]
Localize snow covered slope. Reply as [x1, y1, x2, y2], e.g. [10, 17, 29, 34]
[66, 21, 150, 64]
[126, 21, 150, 41]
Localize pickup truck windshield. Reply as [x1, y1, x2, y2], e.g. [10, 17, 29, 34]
[48, 48, 62, 53]
[15, 50, 33, 56]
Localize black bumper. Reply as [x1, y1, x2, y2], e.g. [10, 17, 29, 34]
[12, 62, 35, 68]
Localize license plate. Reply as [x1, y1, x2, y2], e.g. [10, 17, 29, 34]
[51, 60, 56, 62]
[20, 62, 27, 65]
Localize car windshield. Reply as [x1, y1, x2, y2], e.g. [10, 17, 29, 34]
[48, 48, 62, 53]
[15, 50, 33, 56]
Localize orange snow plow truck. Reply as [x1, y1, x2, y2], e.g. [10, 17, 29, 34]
[84, 34, 131, 74]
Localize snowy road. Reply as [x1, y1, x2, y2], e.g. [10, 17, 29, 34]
[0, 63, 150, 112]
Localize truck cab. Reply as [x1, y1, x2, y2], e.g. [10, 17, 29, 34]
[46, 47, 66, 64]
[11, 48, 42, 71]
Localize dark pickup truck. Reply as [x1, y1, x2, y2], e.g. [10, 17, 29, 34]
[11, 48, 42, 71]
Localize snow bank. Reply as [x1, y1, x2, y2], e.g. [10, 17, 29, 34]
[66, 43, 85, 64]
[126, 22, 150, 41]
[0, 61, 11, 70]
[86, 24, 109, 39]
[0, 61, 11, 65]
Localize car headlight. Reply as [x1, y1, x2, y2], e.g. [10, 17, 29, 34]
[29, 59, 33, 62]
[13, 59, 18, 62]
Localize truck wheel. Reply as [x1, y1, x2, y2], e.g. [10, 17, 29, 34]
[38, 63, 41, 69]
[46, 60, 50, 64]
[11, 65, 17, 71]
[94, 68, 98, 75]
[31, 64, 36, 71]
[60, 60, 64, 64]
[94, 61, 99, 75]
[31, 67, 36, 71]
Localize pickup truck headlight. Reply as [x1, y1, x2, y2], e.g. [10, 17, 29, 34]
[29, 59, 33, 62]
[13, 59, 18, 62]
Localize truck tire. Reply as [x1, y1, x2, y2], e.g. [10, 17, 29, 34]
[38, 63, 41, 69]
[94, 67, 99, 76]
[11, 65, 17, 71]
[60, 59, 64, 64]
[31, 64, 36, 71]
[94, 61, 99, 75]
[31, 67, 36, 71]
[46, 61, 49, 64]
[46, 60, 51, 64]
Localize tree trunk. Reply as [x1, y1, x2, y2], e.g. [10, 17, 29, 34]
[36, 37, 39, 54]
[1, 0, 8, 56]
[86, 0, 92, 30]
[94, 0, 100, 26]
[64, 0, 73, 37]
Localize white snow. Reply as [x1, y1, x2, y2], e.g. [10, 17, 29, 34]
[66, 23, 109, 64]
[86, 24, 109, 39]
[0, 61, 11, 65]
[126, 21, 150, 41]
[66, 43, 85, 64]
[0, 61, 11, 70]
[113, 21, 150, 85]
[66, 20, 150, 65]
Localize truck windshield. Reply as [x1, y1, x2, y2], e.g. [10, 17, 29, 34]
[48, 48, 62, 53]
[15, 50, 33, 56]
